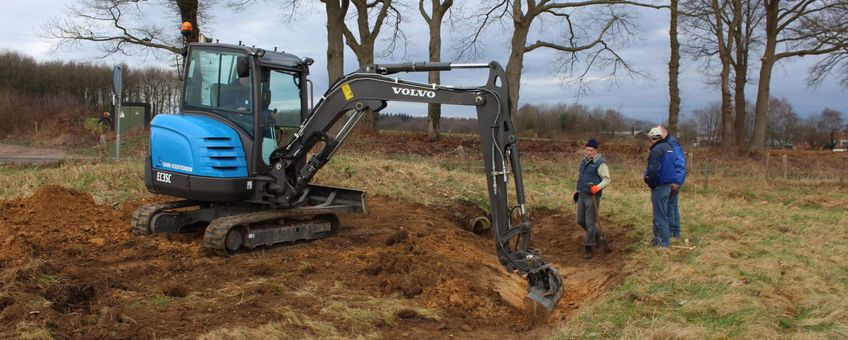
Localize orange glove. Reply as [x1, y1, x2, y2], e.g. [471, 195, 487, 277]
[590, 185, 601, 194]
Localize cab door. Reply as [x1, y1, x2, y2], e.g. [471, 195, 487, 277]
[253, 68, 308, 173]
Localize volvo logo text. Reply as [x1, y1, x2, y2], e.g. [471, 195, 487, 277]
[392, 87, 436, 98]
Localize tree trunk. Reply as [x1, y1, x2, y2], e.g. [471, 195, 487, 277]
[719, 62, 734, 149]
[733, 63, 748, 148]
[668, 0, 680, 135]
[345, 0, 391, 135]
[748, 50, 774, 157]
[324, 0, 348, 84]
[425, 1, 447, 140]
[750, 0, 778, 157]
[506, 10, 530, 119]
[175, 0, 200, 43]
[352, 46, 379, 134]
[711, 0, 734, 149]
[732, 0, 748, 149]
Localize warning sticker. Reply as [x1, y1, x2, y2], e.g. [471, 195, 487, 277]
[341, 83, 354, 100]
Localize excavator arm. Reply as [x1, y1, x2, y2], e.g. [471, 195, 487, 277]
[268, 61, 563, 310]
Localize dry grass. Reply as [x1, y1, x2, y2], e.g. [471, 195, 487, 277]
[1, 137, 846, 339]
[15, 322, 53, 340]
[550, 153, 848, 339]
[308, 145, 847, 338]
[0, 160, 147, 204]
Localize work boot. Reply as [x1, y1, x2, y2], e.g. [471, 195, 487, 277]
[583, 246, 593, 259]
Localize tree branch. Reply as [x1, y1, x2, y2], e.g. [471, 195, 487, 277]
[524, 16, 616, 53]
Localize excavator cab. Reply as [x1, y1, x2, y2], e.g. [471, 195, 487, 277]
[140, 42, 365, 249]
[145, 43, 311, 202]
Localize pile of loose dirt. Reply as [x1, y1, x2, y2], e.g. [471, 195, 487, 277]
[339, 200, 528, 320]
[0, 186, 631, 339]
[0, 186, 188, 263]
[1, 186, 124, 262]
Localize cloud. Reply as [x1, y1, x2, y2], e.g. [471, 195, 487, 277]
[3, 1, 842, 121]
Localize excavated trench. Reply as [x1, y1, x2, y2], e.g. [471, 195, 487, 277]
[0, 185, 634, 339]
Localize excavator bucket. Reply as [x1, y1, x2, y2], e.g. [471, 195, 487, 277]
[526, 266, 564, 311]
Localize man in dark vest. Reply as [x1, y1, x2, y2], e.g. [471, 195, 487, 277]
[574, 138, 611, 259]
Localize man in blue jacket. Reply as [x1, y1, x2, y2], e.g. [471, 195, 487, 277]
[659, 125, 687, 239]
[644, 127, 676, 248]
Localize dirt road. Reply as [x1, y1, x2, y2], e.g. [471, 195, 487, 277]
[0, 143, 91, 165]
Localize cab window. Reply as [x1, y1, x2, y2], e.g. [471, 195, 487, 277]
[258, 69, 303, 165]
[264, 70, 302, 127]
[184, 48, 254, 135]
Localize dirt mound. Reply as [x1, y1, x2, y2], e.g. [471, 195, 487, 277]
[0, 186, 121, 261]
[0, 186, 632, 339]
[342, 199, 528, 320]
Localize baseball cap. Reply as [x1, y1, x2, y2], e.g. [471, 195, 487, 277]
[647, 127, 663, 139]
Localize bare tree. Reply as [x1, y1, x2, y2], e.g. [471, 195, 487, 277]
[342, 0, 403, 134]
[806, 21, 848, 88]
[681, 0, 763, 149]
[677, 116, 700, 143]
[711, 0, 736, 149]
[817, 108, 844, 147]
[323, 0, 351, 84]
[343, 0, 402, 67]
[460, 0, 667, 118]
[730, 0, 763, 148]
[43, 0, 203, 58]
[765, 96, 798, 146]
[692, 101, 721, 143]
[254, 0, 400, 132]
[419, 0, 454, 140]
[797, 116, 821, 147]
[681, 0, 736, 148]
[749, 0, 848, 156]
[231, 0, 351, 86]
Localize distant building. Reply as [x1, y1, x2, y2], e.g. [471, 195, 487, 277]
[766, 140, 795, 149]
[834, 132, 848, 152]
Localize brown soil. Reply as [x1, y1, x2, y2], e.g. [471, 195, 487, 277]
[0, 132, 640, 339]
[0, 185, 632, 339]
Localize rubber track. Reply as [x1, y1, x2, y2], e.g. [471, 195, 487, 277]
[131, 200, 198, 236]
[202, 206, 344, 257]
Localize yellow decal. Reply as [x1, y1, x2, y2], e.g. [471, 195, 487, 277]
[341, 83, 354, 100]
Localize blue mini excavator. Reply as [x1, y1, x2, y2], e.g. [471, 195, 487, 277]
[132, 41, 563, 310]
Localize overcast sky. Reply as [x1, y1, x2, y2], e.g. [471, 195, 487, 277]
[1, 0, 845, 123]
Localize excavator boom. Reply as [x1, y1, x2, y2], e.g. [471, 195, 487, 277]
[268, 61, 563, 310]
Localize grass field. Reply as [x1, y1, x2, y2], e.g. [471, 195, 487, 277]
[552, 158, 848, 338]
[317, 141, 848, 338]
[1, 133, 846, 338]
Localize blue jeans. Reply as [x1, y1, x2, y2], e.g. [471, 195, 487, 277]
[669, 188, 680, 238]
[576, 193, 600, 247]
[651, 184, 672, 247]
